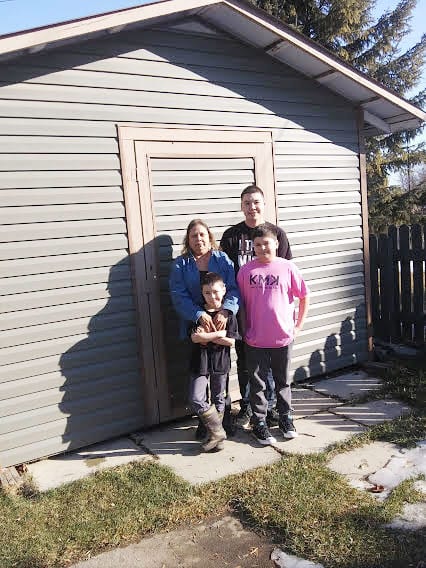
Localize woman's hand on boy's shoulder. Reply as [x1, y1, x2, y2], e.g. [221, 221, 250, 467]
[198, 312, 216, 332]
[213, 309, 228, 330]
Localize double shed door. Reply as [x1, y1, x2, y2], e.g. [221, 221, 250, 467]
[119, 127, 276, 426]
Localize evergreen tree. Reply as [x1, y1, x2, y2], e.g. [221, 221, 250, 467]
[250, 0, 426, 233]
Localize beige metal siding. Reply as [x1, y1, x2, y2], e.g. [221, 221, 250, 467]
[0, 24, 366, 467]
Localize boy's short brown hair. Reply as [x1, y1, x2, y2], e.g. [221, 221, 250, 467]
[252, 224, 278, 241]
[201, 272, 225, 288]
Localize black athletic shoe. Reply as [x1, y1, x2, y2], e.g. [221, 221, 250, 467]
[252, 421, 277, 445]
[279, 415, 298, 439]
[266, 408, 280, 427]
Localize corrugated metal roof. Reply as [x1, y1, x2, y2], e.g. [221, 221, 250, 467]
[0, 0, 424, 136]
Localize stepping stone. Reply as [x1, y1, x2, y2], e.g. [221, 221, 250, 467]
[308, 371, 382, 401]
[271, 413, 366, 454]
[26, 437, 152, 492]
[327, 441, 400, 491]
[140, 419, 281, 484]
[330, 399, 412, 425]
[71, 515, 275, 567]
[292, 387, 343, 417]
[368, 443, 426, 497]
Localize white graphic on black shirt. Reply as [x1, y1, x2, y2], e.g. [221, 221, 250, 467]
[238, 234, 254, 267]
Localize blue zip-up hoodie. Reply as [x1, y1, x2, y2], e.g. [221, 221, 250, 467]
[169, 249, 240, 338]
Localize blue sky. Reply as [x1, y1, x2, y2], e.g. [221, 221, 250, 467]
[0, 1, 152, 35]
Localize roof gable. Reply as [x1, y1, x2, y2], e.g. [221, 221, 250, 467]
[0, 0, 424, 135]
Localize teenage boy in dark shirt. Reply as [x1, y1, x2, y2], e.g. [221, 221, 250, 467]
[220, 185, 292, 426]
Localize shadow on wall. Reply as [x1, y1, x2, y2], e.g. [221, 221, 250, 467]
[57, 235, 181, 455]
[293, 303, 367, 382]
[57, 255, 144, 454]
[154, 233, 193, 415]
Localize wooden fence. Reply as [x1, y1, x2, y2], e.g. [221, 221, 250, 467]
[369, 224, 425, 346]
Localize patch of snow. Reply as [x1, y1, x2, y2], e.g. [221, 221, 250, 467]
[413, 480, 426, 494]
[368, 441, 426, 496]
[385, 503, 426, 531]
[271, 548, 324, 568]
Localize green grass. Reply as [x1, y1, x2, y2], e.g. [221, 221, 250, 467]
[0, 462, 198, 568]
[381, 360, 426, 409]
[1, 362, 425, 568]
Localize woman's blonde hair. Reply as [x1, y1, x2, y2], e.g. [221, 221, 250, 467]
[181, 219, 218, 256]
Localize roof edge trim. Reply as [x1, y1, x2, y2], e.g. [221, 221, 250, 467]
[0, 0, 221, 58]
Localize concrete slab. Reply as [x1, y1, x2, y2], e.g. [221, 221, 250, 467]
[330, 399, 412, 426]
[292, 387, 343, 416]
[327, 441, 400, 491]
[368, 443, 426, 495]
[27, 437, 152, 492]
[308, 371, 382, 401]
[71, 515, 276, 568]
[140, 418, 281, 484]
[328, 438, 426, 522]
[270, 413, 366, 455]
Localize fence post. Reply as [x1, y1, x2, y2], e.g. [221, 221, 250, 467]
[369, 234, 380, 339]
[388, 225, 401, 343]
[412, 224, 425, 345]
[399, 225, 412, 342]
[378, 233, 394, 343]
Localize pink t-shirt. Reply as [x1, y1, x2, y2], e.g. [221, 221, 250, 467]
[237, 257, 309, 348]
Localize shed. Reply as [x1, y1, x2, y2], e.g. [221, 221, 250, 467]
[0, 0, 424, 468]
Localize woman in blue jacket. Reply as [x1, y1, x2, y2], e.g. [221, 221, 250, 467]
[169, 219, 240, 437]
[170, 219, 240, 337]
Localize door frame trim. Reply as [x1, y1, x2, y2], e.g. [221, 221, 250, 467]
[118, 124, 276, 425]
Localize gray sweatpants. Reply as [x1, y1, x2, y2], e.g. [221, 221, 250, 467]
[189, 372, 227, 415]
[245, 343, 293, 423]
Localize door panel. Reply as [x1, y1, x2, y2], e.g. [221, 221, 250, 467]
[119, 127, 275, 424]
[150, 154, 255, 417]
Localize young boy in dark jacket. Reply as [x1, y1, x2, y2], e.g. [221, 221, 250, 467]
[189, 272, 240, 451]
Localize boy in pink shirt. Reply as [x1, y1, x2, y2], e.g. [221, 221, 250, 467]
[237, 225, 309, 445]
